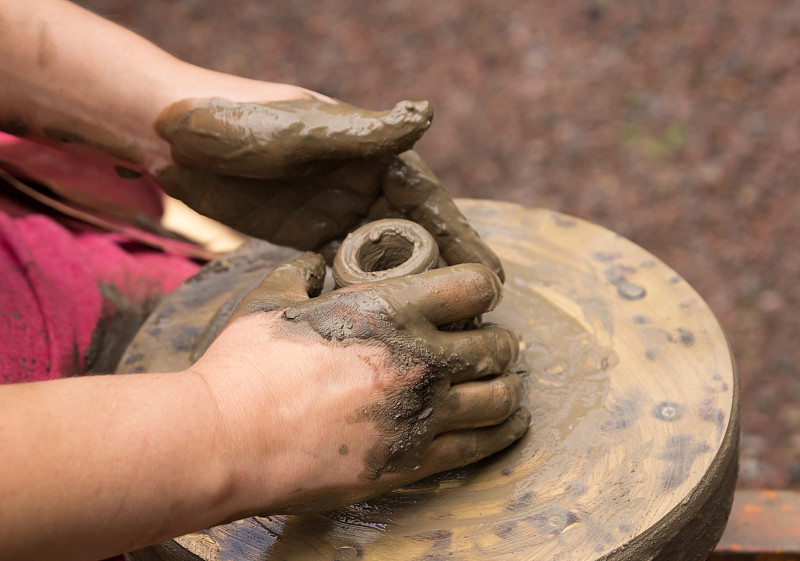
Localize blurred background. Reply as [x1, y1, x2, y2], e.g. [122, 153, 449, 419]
[76, 0, 799, 489]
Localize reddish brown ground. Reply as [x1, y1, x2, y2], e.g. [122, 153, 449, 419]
[78, 0, 800, 489]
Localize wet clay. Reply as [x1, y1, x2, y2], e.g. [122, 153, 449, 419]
[155, 97, 432, 179]
[331, 219, 439, 288]
[118, 201, 738, 561]
[153, 151, 504, 282]
[383, 151, 505, 281]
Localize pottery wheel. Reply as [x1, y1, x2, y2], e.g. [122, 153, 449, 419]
[118, 200, 739, 561]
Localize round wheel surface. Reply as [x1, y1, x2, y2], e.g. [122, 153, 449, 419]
[119, 200, 739, 561]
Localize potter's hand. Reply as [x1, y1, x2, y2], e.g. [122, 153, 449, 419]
[191, 252, 529, 517]
[0, 0, 502, 278]
[152, 97, 506, 281]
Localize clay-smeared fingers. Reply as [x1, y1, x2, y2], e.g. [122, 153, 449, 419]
[385, 264, 503, 326]
[229, 252, 326, 322]
[440, 373, 524, 431]
[156, 97, 433, 179]
[436, 325, 519, 383]
[382, 151, 505, 282]
[422, 408, 531, 473]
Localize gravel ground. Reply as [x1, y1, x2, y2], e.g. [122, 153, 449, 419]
[77, 0, 800, 489]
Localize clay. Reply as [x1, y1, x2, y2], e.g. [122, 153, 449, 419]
[225, 252, 326, 321]
[383, 151, 505, 281]
[153, 151, 505, 282]
[155, 97, 432, 179]
[83, 283, 161, 375]
[153, 158, 386, 251]
[332, 219, 439, 288]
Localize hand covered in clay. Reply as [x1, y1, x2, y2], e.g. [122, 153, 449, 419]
[152, 97, 506, 280]
[191, 252, 528, 517]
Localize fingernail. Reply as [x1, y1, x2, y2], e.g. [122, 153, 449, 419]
[486, 269, 503, 311]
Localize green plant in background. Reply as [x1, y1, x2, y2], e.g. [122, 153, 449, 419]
[625, 122, 688, 163]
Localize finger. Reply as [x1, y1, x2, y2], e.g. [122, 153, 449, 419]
[229, 252, 326, 322]
[439, 373, 524, 431]
[156, 97, 433, 179]
[382, 151, 505, 282]
[270, 159, 386, 250]
[367, 196, 405, 222]
[267, 187, 370, 251]
[369, 263, 503, 326]
[421, 408, 531, 474]
[436, 325, 519, 383]
[155, 164, 378, 251]
[154, 165, 287, 242]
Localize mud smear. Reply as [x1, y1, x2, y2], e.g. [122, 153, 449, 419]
[155, 97, 432, 179]
[278, 286, 448, 478]
[276, 260, 511, 480]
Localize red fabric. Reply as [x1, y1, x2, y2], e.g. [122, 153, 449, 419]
[0, 213, 101, 382]
[0, 212, 199, 383]
[0, 132, 163, 223]
[0, 135, 202, 561]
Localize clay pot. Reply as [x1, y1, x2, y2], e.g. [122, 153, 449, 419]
[332, 219, 439, 288]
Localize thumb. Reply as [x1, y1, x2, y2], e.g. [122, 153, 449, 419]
[382, 151, 506, 282]
[228, 252, 327, 323]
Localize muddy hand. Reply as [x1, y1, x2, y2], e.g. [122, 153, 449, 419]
[156, 97, 432, 178]
[193, 253, 529, 518]
[382, 150, 505, 281]
[151, 96, 504, 280]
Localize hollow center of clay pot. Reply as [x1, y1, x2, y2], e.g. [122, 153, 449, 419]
[356, 232, 415, 272]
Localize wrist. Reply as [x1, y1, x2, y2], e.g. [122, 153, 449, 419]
[184, 359, 281, 520]
[186, 316, 328, 518]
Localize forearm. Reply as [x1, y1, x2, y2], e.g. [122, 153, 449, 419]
[0, 371, 236, 561]
[0, 0, 315, 171]
[0, 0, 186, 168]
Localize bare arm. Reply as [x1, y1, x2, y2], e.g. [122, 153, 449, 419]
[0, 371, 236, 561]
[0, 0, 315, 170]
